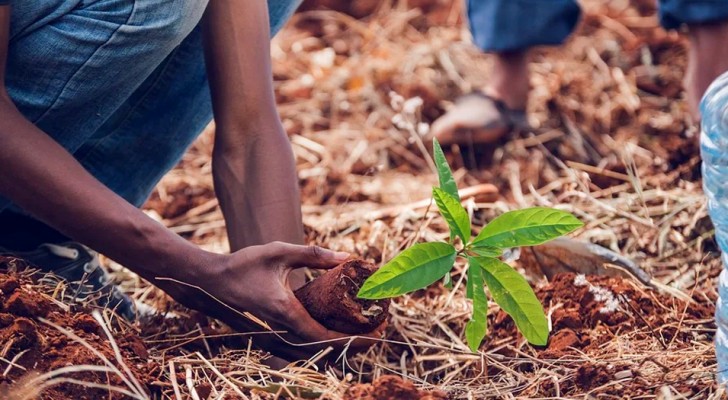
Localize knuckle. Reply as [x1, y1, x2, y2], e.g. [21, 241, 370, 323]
[309, 245, 324, 259]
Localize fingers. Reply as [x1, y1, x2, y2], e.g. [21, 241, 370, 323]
[219, 291, 381, 361]
[284, 295, 384, 354]
[287, 295, 377, 349]
[267, 241, 350, 270]
[286, 295, 348, 342]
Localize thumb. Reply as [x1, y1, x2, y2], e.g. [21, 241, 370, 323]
[279, 243, 350, 269]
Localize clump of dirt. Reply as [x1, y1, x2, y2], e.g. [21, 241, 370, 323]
[295, 259, 389, 334]
[344, 375, 448, 400]
[490, 273, 715, 396]
[0, 257, 150, 400]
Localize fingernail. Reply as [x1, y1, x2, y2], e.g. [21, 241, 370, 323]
[333, 251, 350, 262]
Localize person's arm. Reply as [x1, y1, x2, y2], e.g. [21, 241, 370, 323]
[0, 6, 207, 295]
[202, 0, 303, 251]
[0, 6, 361, 360]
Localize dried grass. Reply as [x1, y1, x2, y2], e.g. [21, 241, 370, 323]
[10, 0, 720, 398]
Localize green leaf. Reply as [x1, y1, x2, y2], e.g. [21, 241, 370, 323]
[433, 187, 471, 243]
[474, 257, 549, 346]
[432, 138, 460, 201]
[358, 242, 457, 299]
[465, 259, 488, 352]
[468, 245, 502, 258]
[465, 257, 485, 299]
[472, 207, 583, 249]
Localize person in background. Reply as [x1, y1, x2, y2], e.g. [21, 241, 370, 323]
[430, 0, 728, 145]
[0, 0, 376, 360]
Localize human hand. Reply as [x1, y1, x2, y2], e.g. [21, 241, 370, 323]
[159, 242, 384, 360]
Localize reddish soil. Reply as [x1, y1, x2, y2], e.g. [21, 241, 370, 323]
[0, 258, 714, 399]
[0, 256, 424, 400]
[295, 259, 390, 334]
[489, 273, 715, 397]
[344, 375, 448, 400]
[0, 257, 150, 400]
[145, 180, 214, 220]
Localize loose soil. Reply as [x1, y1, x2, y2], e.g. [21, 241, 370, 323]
[487, 273, 716, 397]
[0, 0, 720, 398]
[0, 257, 405, 400]
[0, 260, 716, 399]
[295, 259, 389, 334]
[0, 257, 150, 400]
[344, 375, 447, 400]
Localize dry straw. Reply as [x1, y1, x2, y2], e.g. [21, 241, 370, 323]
[4, 0, 720, 398]
[132, 0, 719, 398]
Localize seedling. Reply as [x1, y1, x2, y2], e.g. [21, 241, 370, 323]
[357, 139, 584, 351]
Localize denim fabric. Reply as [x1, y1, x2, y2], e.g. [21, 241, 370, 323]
[468, 0, 728, 52]
[660, 0, 728, 30]
[467, 0, 581, 52]
[1, 0, 301, 212]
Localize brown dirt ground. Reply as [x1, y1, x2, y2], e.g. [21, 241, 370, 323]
[0, 257, 150, 400]
[299, 0, 460, 24]
[1, 255, 714, 399]
[0, 0, 721, 398]
[344, 375, 448, 399]
[489, 273, 715, 397]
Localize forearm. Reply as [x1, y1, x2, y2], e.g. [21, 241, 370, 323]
[202, 0, 278, 136]
[0, 100, 214, 282]
[213, 132, 304, 250]
[203, 0, 304, 250]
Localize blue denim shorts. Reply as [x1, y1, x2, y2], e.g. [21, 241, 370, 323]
[1, 0, 301, 213]
[469, 0, 728, 52]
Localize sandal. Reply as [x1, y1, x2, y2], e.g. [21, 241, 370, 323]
[428, 92, 528, 146]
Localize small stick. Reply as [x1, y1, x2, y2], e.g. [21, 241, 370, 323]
[185, 365, 201, 400]
[169, 361, 183, 400]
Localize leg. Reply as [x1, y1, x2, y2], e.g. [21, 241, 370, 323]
[659, 0, 728, 118]
[0, 0, 210, 318]
[471, 0, 580, 108]
[685, 23, 728, 118]
[1, 0, 210, 213]
[73, 25, 213, 207]
[487, 51, 529, 112]
[430, 0, 581, 145]
[467, 0, 581, 54]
